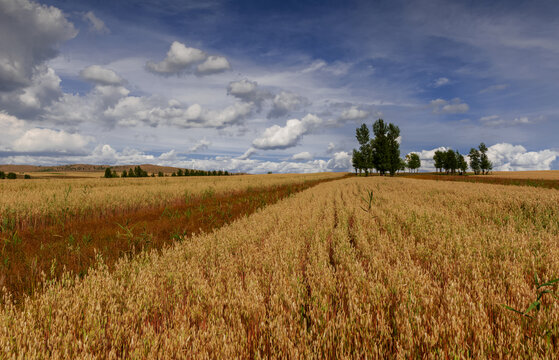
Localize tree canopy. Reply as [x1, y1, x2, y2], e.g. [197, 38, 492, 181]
[352, 119, 401, 176]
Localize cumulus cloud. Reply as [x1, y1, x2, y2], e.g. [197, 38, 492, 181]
[487, 143, 559, 171]
[188, 138, 211, 152]
[327, 142, 336, 153]
[252, 114, 322, 150]
[80, 65, 124, 85]
[433, 77, 450, 87]
[0, 0, 77, 92]
[268, 91, 310, 118]
[146, 41, 230, 76]
[339, 106, 370, 121]
[290, 151, 313, 161]
[479, 84, 508, 94]
[104, 96, 253, 129]
[410, 143, 558, 172]
[479, 115, 539, 127]
[227, 79, 271, 108]
[326, 151, 352, 171]
[238, 147, 256, 160]
[12, 128, 91, 153]
[0, 65, 63, 117]
[82, 11, 109, 34]
[0, 112, 92, 154]
[196, 55, 231, 75]
[429, 98, 469, 114]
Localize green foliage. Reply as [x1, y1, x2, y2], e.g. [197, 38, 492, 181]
[158, 171, 164, 177]
[405, 153, 421, 173]
[469, 148, 481, 174]
[7, 172, 17, 179]
[104, 167, 118, 178]
[433, 149, 468, 175]
[360, 189, 374, 212]
[24, 174, 31, 179]
[503, 273, 559, 318]
[0, 171, 5, 179]
[352, 119, 401, 176]
[479, 143, 493, 175]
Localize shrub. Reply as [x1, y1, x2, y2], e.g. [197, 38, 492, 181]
[24, 174, 31, 179]
[0, 171, 5, 179]
[7, 172, 17, 179]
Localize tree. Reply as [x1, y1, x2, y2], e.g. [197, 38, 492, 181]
[456, 152, 468, 175]
[122, 170, 128, 178]
[104, 167, 114, 178]
[352, 149, 363, 174]
[433, 150, 444, 173]
[444, 149, 457, 174]
[177, 169, 183, 176]
[158, 171, 164, 177]
[469, 148, 481, 175]
[479, 143, 492, 174]
[353, 124, 372, 176]
[0, 171, 5, 179]
[7, 172, 17, 179]
[405, 153, 421, 173]
[370, 119, 400, 176]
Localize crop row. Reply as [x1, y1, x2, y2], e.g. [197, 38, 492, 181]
[1, 176, 559, 357]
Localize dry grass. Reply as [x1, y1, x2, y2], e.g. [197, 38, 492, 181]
[0, 172, 343, 231]
[483, 170, 559, 180]
[2, 176, 559, 357]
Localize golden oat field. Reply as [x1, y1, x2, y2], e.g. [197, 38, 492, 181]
[483, 170, 559, 180]
[1, 175, 559, 358]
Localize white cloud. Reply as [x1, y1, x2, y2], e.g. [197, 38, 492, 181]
[104, 96, 253, 129]
[0, 112, 92, 154]
[196, 55, 231, 75]
[82, 11, 109, 34]
[487, 143, 559, 171]
[409, 143, 558, 172]
[290, 151, 313, 161]
[268, 91, 309, 118]
[252, 114, 322, 150]
[227, 79, 271, 107]
[479, 115, 538, 127]
[188, 138, 211, 152]
[433, 77, 450, 87]
[12, 128, 92, 153]
[0, 0, 77, 92]
[80, 65, 123, 85]
[238, 147, 256, 160]
[326, 151, 352, 171]
[0, 65, 63, 116]
[479, 84, 508, 94]
[429, 98, 469, 114]
[145, 41, 230, 76]
[339, 106, 369, 121]
[158, 149, 177, 161]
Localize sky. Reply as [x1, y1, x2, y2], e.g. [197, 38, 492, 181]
[1, 0, 558, 173]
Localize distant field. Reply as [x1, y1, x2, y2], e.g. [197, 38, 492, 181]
[0, 172, 344, 229]
[1, 175, 559, 357]
[482, 170, 559, 180]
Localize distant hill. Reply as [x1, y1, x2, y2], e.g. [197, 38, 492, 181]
[0, 164, 186, 174]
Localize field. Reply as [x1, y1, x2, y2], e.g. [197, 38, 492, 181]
[2, 174, 559, 357]
[483, 170, 559, 180]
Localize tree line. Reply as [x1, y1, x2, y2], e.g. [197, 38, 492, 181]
[433, 143, 492, 175]
[0, 171, 31, 179]
[104, 166, 232, 178]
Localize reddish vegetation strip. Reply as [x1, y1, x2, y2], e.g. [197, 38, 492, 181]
[0, 177, 344, 300]
[401, 173, 559, 190]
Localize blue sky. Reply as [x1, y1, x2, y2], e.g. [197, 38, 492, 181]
[1, 0, 558, 172]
